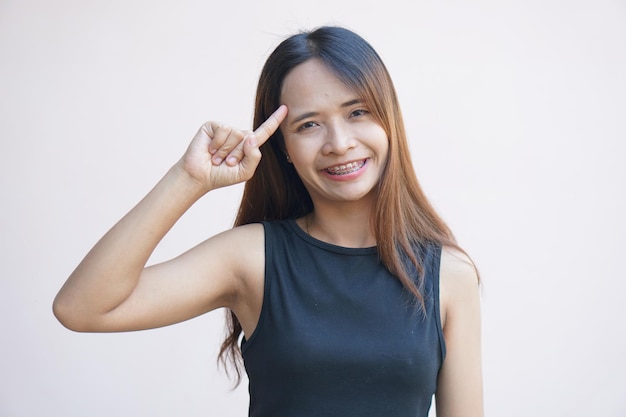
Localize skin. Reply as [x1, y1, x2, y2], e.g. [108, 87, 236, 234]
[53, 59, 483, 416]
[280, 59, 389, 247]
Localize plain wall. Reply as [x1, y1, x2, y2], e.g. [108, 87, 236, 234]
[1, 0, 625, 416]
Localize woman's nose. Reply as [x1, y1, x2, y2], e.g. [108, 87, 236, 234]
[322, 121, 356, 155]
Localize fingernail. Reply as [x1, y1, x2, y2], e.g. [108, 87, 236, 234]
[212, 156, 222, 165]
[227, 156, 237, 165]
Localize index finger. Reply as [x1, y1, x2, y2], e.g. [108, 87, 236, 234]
[252, 105, 288, 146]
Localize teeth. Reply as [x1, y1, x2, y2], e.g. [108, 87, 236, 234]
[324, 160, 365, 175]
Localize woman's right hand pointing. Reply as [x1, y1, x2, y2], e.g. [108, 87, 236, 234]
[179, 105, 288, 191]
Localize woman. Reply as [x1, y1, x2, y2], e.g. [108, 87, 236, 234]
[54, 26, 483, 416]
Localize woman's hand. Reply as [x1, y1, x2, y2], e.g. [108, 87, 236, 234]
[179, 105, 288, 191]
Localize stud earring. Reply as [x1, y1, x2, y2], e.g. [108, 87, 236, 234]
[286, 154, 292, 163]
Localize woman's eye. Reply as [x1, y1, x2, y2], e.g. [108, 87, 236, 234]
[297, 121, 317, 131]
[351, 109, 368, 117]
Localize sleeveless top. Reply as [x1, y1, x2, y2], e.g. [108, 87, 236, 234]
[241, 219, 446, 417]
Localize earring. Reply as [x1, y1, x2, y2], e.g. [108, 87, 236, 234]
[286, 154, 292, 163]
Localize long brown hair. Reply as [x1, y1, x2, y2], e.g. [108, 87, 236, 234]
[219, 26, 469, 382]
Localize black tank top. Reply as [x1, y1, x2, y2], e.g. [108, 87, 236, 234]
[241, 220, 445, 417]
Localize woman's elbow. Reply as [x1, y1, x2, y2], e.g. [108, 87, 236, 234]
[52, 295, 93, 332]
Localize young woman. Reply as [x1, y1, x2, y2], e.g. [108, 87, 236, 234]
[54, 26, 483, 417]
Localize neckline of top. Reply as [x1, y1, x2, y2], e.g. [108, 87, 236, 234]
[286, 218, 378, 255]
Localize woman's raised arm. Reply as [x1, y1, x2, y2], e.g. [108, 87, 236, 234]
[52, 106, 287, 332]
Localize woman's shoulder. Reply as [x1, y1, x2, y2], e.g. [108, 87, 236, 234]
[439, 246, 479, 288]
[204, 223, 266, 270]
[216, 219, 296, 257]
[439, 246, 480, 326]
[214, 222, 265, 240]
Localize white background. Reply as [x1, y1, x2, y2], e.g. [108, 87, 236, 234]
[1, 0, 625, 416]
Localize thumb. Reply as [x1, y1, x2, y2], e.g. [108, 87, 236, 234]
[241, 133, 262, 170]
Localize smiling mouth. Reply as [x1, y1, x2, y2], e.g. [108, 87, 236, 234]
[323, 159, 367, 175]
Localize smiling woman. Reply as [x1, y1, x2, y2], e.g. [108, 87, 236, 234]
[53, 26, 483, 417]
[280, 59, 389, 216]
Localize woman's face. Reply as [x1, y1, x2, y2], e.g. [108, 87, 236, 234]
[279, 59, 389, 208]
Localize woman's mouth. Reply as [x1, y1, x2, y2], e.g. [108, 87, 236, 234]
[323, 159, 367, 175]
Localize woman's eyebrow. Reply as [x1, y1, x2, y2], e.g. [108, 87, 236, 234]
[291, 111, 318, 125]
[341, 98, 363, 108]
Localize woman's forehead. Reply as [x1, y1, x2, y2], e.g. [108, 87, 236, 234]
[280, 60, 360, 107]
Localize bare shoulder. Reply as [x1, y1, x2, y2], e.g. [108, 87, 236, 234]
[212, 222, 265, 279]
[439, 246, 480, 327]
[440, 246, 479, 293]
[215, 222, 265, 247]
[165, 222, 266, 296]
[205, 223, 265, 275]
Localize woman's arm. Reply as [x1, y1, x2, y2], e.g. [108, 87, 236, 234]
[52, 106, 287, 333]
[436, 246, 484, 417]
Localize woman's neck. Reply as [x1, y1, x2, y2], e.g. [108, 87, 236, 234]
[299, 200, 376, 248]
